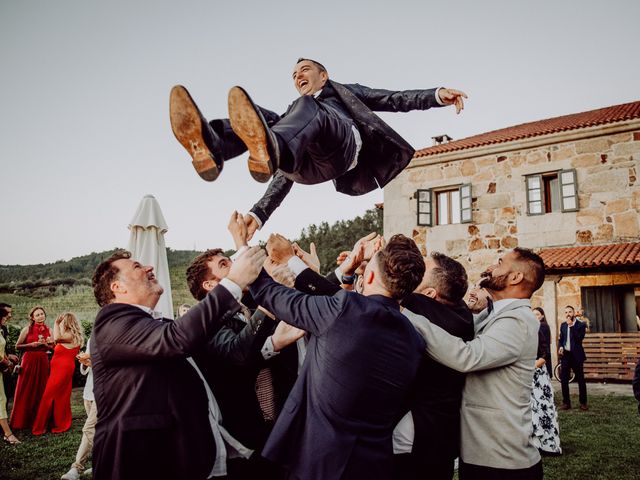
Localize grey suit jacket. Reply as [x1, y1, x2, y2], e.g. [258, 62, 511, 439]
[404, 299, 541, 470]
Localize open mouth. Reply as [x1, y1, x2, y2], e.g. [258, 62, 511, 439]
[298, 80, 308, 90]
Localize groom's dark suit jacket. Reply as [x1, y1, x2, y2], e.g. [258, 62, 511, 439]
[250, 270, 425, 480]
[91, 285, 239, 480]
[250, 81, 442, 225]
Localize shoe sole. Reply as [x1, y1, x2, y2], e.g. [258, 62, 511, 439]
[228, 86, 273, 183]
[169, 85, 220, 182]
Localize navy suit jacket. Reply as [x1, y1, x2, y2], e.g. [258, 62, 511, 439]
[91, 285, 239, 480]
[558, 320, 587, 362]
[250, 270, 425, 480]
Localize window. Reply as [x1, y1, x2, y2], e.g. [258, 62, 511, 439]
[416, 184, 472, 226]
[526, 169, 578, 215]
[582, 285, 640, 333]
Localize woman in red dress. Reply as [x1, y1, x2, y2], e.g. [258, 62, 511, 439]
[9, 306, 54, 430]
[32, 312, 84, 435]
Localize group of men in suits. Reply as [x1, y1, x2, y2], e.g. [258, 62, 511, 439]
[84, 57, 554, 480]
[88, 219, 548, 480]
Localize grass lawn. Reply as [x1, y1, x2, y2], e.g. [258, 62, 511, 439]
[1, 390, 639, 479]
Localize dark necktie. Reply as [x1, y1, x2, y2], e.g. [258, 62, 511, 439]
[486, 298, 494, 314]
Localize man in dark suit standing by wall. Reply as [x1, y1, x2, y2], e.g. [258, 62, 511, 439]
[250, 234, 426, 480]
[90, 247, 265, 480]
[170, 58, 466, 237]
[558, 305, 588, 410]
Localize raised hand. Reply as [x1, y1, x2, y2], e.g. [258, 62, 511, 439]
[226, 246, 267, 290]
[263, 257, 296, 287]
[266, 233, 295, 265]
[293, 242, 320, 273]
[243, 214, 260, 242]
[228, 211, 248, 250]
[437, 88, 468, 114]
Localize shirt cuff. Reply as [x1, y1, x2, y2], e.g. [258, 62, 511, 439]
[230, 245, 249, 262]
[261, 336, 280, 359]
[247, 212, 263, 230]
[218, 278, 243, 302]
[287, 256, 308, 277]
[435, 87, 445, 106]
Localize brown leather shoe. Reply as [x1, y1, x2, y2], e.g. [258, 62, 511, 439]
[579, 404, 589, 411]
[170, 85, 223, 182]
[559, 403, 571, 410]
[228, 86, 279, 183]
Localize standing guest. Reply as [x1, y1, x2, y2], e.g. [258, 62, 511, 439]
[533, 307, 552, 377]
[406, 248, 546, 480]
[251, 234, 426, 480]
[32, 312, 84, 435]
[558, 305, 588, 411]
[393, 253, 474, 480]
[530, 309, 561, 455]
[0, 304, 16, 401]
[61, 337, 96, 480]
[10, 306, 53, 430]
[90, 248, 265, 480]
[466, 283, 491, 315]
[0, 308, 20, 444]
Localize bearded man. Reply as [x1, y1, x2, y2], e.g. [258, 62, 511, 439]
[404, 248, 545, 480]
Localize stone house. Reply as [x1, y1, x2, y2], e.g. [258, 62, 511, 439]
[384, 100, 640, 380]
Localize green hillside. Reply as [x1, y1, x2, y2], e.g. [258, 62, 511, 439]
[0, 208, 382, 327]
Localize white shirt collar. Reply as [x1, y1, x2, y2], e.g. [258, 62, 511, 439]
[132, 304, 163, 320]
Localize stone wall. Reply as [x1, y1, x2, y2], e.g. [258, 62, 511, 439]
[384, 125, 640, 282]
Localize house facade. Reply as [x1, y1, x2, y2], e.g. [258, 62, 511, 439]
[384, 101, 640, 380]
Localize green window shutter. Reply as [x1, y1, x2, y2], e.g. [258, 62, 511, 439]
[526, 174, 544, 215]
[416, 189, 432, 226]
[559, 168, 579, 212]
[459, 183, 472, 223]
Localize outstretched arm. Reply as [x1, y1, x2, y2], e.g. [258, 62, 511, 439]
[250, 270, 347, 337]
[246, 171, 294, 240]
[405, 309, 528, 373]
[345, 83, 467, 114]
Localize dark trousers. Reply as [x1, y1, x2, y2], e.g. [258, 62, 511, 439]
[211, 96, 355, 185]
[393, 453, 454, 480]
[271, 95, 356, 184]
[459, 460, 543, 480]
[226, 453, 283, 480]
[560, 351, 588, 406]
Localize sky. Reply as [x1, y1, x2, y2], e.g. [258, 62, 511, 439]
[1, 0, 639, 265]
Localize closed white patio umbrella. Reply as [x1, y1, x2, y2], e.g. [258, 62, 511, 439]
[127, 194, 174, 319]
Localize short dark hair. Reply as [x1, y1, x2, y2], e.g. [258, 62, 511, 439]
[512, 247, 545, 294]
[0, 303, 11, 310]
[376, 234, 425, 300]
[186, 249, 224, 301]
[92, 250, 132, 307]
[565, 305, 575, 312]
[0, 308, 9, 321]
[296, 57, 327, 74]
[428, 252, 469, 304]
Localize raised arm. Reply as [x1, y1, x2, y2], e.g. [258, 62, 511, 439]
[245, 171, 294, 240]
[250, 270, 347, 337]
[345, 83, 466, 114]
[405, 309, 529, 373]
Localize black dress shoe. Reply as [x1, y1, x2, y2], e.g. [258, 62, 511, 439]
[170, 85, 223, 182]
[228, 86, 279, 183]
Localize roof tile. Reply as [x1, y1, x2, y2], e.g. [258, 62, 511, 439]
[539, 242, 640, 271]
[415, 100, 640, 158]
